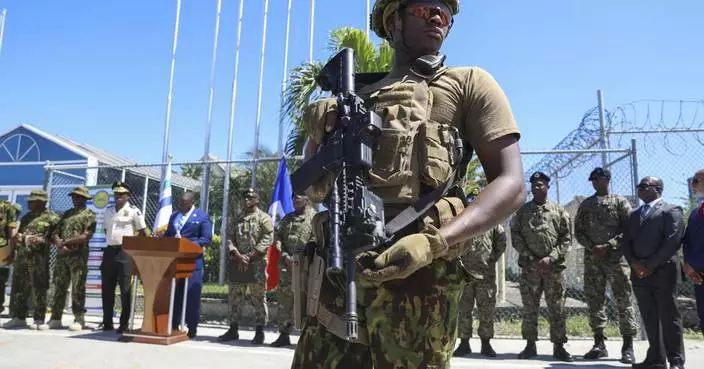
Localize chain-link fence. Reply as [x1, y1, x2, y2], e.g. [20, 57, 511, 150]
[31, 156, 303, 325]
[488, 144, 645, 338]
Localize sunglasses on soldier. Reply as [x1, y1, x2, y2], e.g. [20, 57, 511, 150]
[405, 3, 453, 28]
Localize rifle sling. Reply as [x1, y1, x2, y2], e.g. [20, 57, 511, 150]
[384, 170, 457, 239]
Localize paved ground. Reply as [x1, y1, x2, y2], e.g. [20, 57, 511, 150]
[1, 316, 702, 369]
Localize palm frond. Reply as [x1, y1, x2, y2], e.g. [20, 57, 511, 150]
[282, 27, 396, 156]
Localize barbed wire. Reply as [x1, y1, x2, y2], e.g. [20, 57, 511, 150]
[526, 99, 704, 179]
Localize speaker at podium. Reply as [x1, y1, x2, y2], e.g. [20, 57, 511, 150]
[119, 236, 202, 345]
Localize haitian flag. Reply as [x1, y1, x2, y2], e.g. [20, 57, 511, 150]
[265, 156, 294, 290]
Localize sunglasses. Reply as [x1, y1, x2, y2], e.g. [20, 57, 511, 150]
[405, 4, 453, 28]
[693, 178, 702, 185]
[637, 183, 656, 190]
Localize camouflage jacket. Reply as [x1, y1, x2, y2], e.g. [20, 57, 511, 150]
[18, 210, 60, 255]
[460, 223, 506, 280]
[0, 200, 18, 248]
[232, 207, 274, 259]
[574, 193, 632, 262]
[275, 207, 315, 271]
[52, 207, 97, 254]
[510, 200, 572, 268]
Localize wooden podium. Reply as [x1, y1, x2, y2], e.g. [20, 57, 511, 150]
[120, 236, 202, 345]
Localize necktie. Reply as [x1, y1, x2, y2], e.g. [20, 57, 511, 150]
[698, 202, 704, 218]
[175, 213, 187, 236]
[640, 204, 650, 223]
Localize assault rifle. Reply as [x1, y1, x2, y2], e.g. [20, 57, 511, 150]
[289, 47, 386, 342]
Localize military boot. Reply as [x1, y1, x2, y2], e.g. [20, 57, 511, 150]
[452, 338, 471, 357]
[217, 323, 239, 342]
[69, 317, 86, 332]
[251, 325, 265, 345]
[270, 333, 291, 347]
[517, 340, 537, 359]
[583, 334, 608, 359]
[2, 318, 28, 329]
[620, 335, 635, 364]
[553, 343, 574, 362]
[480, 338, 497, 357]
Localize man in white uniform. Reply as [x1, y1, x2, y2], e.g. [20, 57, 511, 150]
[100, 181, 146, 333]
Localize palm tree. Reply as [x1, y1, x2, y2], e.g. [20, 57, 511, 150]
[282, 27, 394, 156]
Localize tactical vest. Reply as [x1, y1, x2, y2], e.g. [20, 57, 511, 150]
[357, 67, 461, 204]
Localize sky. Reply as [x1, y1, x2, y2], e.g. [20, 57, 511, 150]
[0, 0, 702, 169]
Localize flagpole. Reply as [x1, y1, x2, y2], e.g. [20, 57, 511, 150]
[219, 0, 246, 285]
[277, 0, 293, 156]
[200, 0, 223, 214]
[308, 0, 315, 63]
[0, 9, 7, 56]
[161, 0, 183, 179]
[250, 0, 270, 188]
[365, 0, 370, 39]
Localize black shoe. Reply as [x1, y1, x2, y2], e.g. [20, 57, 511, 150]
[517, 340, 537, 359]
[251, 325, 265, 345]
[452, 338, 471, 357]
[632, 362, 666, 369]
[553, 344, 574, 362]
[584, 335, 608, 360]
[218, 323, 239, 342]
[480, 338, 497, 358]
[270, 333, 291, 347]
[98, 323, 114, 331]
[187, 330, 196, 339]
[620, 335, 635, 364]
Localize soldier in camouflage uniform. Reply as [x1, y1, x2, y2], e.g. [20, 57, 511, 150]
[218, 188, 274, 345]
[271, 193, 315, 348]
[453, 222, 506, 357]
[3, 190, 59, 330]
[290, 0, 526, 367]
[0, 199, 18, 316]
[511, 172, 573, 362]
[48, 186, 97, 331]
[574, 167, 636, 364]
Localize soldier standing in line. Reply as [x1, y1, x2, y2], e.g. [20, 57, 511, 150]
[0, 199, 18, 316]
[453, 218, 506, 358]
[511, 172, 573, 362]
[3, 190, 59, 330]
[270, 193, 316, 348]
[48, 186, 97, 331]
[218, 188, 274, 345]
[574, 167, 636, 363]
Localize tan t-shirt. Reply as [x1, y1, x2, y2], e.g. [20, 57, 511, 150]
[302, 65, 520, 204]
[304, 66, 520, 151]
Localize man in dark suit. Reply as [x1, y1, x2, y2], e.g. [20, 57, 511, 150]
[164, 191, 213, 338]
[623, 176, 685, 369]
[682, 169, 704, 338]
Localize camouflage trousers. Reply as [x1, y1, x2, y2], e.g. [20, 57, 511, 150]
[519, 265, 567, 344]
[458, 276, 497, 340]
[10, 250, 50, 320]
[0, 266, 8, 313]
[228, 282, 268, 326]
[583, 254, 638, 337]
[291, 258, 465, 369]
[276, 276, 294, 334]
[50, 251, 88, 320]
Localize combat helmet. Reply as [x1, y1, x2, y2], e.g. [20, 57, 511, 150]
[370, 0, 459, 41]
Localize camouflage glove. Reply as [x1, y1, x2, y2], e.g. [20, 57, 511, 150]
[359, 224, 449, 283]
